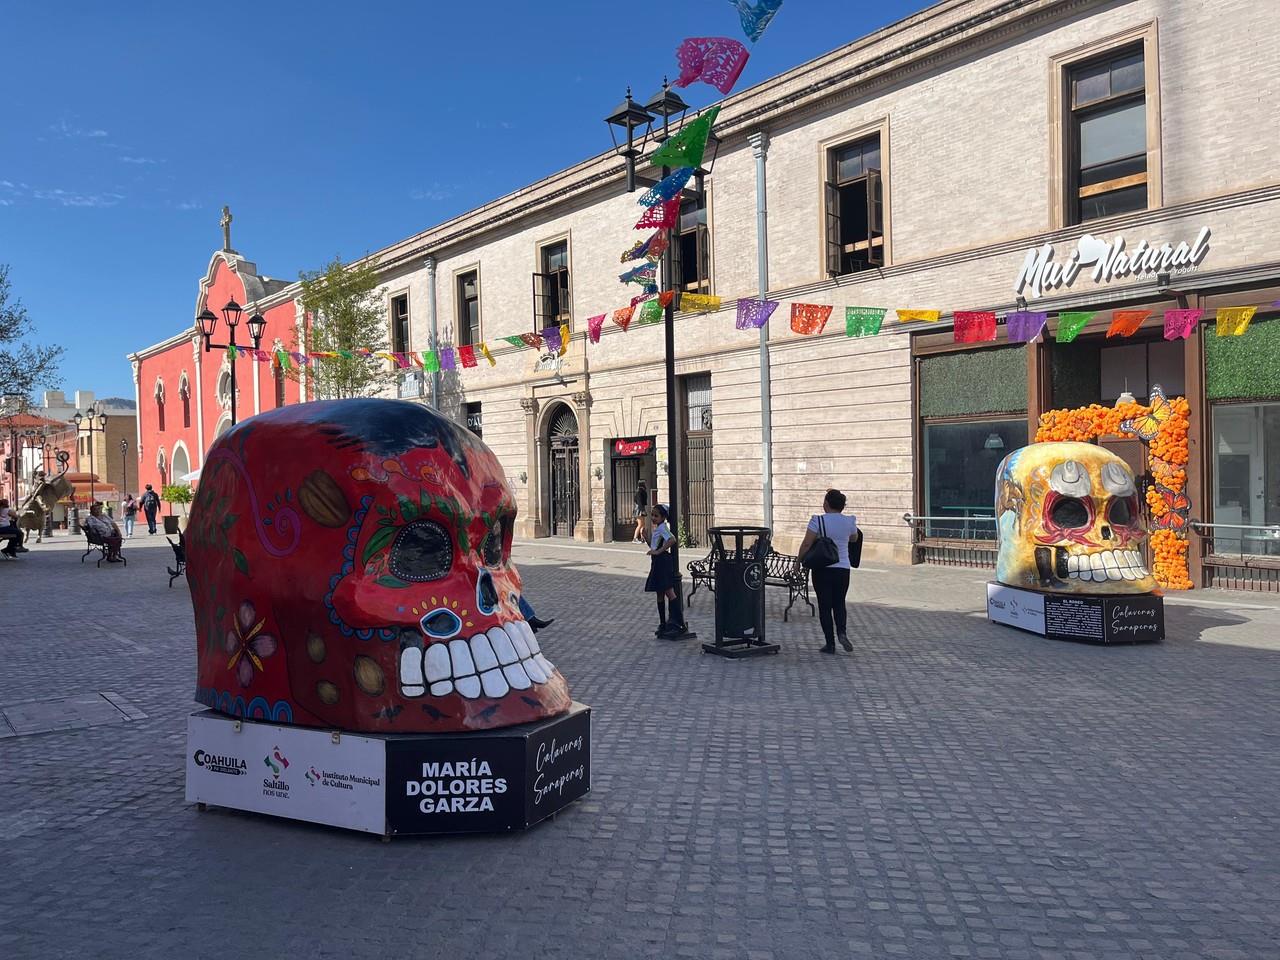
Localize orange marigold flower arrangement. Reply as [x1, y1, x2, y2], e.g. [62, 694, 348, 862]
[1036, 394, 1193, 590]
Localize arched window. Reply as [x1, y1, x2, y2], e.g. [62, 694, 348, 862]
[154, 378, 166, 432]
[274, 364, 286, 408]
[179, 373, 191, 428]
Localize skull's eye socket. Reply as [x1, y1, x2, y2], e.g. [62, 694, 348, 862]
[421, 607, 462, 640]
[1049, 496, 1091, 529]
[388, 520, 453, 582]
[481, 529, 503, 567]
[1107, 496, 1135, 527]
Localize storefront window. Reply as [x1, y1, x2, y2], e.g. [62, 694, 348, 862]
[923, 419, 1027, 539]
[1211, 402, 1280, 556]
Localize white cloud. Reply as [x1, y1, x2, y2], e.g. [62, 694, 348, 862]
[410, 183, 454, 202]
[176, 200, 202, 211]
[120, 155, 161, 165]
[31, 187, 124, 208]
[49, 119, 110, 139]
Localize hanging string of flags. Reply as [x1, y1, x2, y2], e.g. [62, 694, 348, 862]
[217, 293, 1269, 383]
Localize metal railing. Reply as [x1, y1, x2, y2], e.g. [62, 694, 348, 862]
[1189, 520, 1280, 559]
[902, 512, 998, 568]
[1191, 520, 1280, 592]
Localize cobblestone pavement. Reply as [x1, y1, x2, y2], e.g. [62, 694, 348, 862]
[3, 532, 1279, 959]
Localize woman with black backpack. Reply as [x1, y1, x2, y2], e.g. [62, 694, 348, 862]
[797, 488, 860, 655]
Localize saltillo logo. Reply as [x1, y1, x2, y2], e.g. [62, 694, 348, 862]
[1014, 226, 1210, 300]
[193, 750, 247, 776]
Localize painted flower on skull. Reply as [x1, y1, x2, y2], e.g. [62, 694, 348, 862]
[224, 600, 278, 687]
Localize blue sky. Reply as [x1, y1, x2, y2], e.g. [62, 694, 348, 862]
[0, 0, 928, 400]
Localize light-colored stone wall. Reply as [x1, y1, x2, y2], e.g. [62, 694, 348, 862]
[185, 0, 1280, 560]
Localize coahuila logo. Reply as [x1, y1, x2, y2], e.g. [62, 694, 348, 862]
[262, 745, 291, 798]
[193, 749, 247, 776]
[1014, 226, 1210, 300]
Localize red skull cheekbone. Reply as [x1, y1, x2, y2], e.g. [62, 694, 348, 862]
[186, 399, 571, 733]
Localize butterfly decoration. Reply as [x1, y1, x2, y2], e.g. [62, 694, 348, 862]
[1149, 454, 1181, 485]
[1119, 384, 1172, 442]
[1151, 482, 1191, 531]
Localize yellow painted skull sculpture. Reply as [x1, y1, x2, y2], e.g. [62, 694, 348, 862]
[995, 441, 1156, 594]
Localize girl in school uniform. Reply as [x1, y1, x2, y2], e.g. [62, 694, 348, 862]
[645, 503, 684, 636]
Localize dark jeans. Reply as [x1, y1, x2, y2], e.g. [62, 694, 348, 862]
[144, 508, 157, 534]
[811, 566, 850, 644]
[1, 524, 22, 555]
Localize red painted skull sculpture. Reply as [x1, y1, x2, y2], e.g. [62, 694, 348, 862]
[185, 399, 571, 732]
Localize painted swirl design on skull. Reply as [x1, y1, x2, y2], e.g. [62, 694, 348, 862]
[995, 441, 1156, 594]
[185, 399, 571, 732]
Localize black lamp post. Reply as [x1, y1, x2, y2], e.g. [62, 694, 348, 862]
[72, 405, 108, 505]
[120, 437, 129, 498]
[605, 79, 715, 641]
[198, 299, 267, 426]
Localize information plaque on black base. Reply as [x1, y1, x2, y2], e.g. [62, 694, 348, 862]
[187, 702, 591, 837]
[986, 582, 1163, 644]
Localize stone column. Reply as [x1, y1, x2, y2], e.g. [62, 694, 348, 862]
[516, 397, 542, 538]
[572, 390, 594, 541]
[191, 337, 206, 465]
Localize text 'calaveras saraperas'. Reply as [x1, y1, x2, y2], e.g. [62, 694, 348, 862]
[185, 399, 571, 732]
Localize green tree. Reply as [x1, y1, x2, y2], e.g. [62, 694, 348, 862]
[296, 254, 394, 399]
[0, 264, 63, 401]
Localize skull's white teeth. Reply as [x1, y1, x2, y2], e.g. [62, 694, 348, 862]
[398, 620, 556, 699]
[1064, 549, 1151, 583]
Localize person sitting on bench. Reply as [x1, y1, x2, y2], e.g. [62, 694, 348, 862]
[86, 502, 125, 562]
[0, 498, 25, 558]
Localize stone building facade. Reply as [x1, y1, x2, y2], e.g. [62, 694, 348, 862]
[130, 0, 1280, 586]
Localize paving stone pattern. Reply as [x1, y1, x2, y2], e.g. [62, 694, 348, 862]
[2, 534, 1279, 959]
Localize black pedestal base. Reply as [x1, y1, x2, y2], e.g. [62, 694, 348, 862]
[702, 639, 781, 658]
[187, 703, 591, 837]
[987, 582, 1163, 644]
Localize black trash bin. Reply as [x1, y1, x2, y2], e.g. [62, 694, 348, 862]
[704, 526, 781, 659]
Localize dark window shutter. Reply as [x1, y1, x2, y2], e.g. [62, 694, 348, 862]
[866, 168, 884, 267]
[532, 272, 550, 332]
[824, 181, 842, 276]
[696, 223, 711, 291]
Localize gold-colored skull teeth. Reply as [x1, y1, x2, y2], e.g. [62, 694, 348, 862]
[995, 441, 1157, 595]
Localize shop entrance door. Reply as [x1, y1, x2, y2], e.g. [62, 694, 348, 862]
[548, 406, 580, 538]
[609, 439, 656, 541]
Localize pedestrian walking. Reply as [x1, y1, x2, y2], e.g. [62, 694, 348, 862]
[140, 484, 161, 535]
[645, 503, 686, 637]
[797, 488, 859, 654]
[121, 493, 138, 538]
[632, 478, 649, 543]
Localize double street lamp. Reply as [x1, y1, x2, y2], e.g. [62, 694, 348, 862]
[197, 299, 267, 426]
[604, 80, 719, 641]
[72, 405, 108, 505]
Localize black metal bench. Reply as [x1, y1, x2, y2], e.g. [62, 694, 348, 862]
[0, 529, 20, 559]
[687, 548, 814, 621]
[167, 534, 186, 587]
[83, 528, 126, 567]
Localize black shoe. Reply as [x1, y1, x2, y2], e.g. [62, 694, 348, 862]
[655, 623, 672, 637]
[838, 633, 852, 652]
[16, 546, 29, 553]
[664, 623, 689, 639]
[821, 642, 836, 654]
[528, 616, 555, 633]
